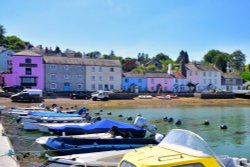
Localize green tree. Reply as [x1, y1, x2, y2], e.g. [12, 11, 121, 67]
[85, 51, 101, 58]
[146, 64, 156, 72]
[215, 53, 230, 72]
[132, 65, 145, 73]
[176, 50, 189, 63]
[203, 50, 222, 64]
[75, 52, 82, 58]
[55, 46, 61, 53]
[230, 50, 246, 72]
[4, 36, 26, 51]
[0, 24, 6, 44]
[155, 53, 172, 61]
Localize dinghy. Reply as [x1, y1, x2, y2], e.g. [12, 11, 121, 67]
[49, 119, 147, 137]
[44, 137, 158, 155]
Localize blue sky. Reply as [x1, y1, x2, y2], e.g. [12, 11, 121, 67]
[1, 0, 250, 62]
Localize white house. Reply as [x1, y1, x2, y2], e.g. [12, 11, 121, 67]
[184, 62, 222, 92]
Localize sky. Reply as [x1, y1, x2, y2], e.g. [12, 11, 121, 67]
[1, 0, 250, 62]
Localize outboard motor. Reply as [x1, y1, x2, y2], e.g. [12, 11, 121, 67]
[78, 108, 87, 115]
[134, 116, 147, 128]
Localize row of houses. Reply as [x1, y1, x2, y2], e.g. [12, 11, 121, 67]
[0, 49, 246, 93]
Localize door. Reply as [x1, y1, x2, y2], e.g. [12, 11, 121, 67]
[64, 83, 70, 91]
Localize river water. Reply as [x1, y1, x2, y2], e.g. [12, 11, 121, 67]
[4, 106, 250, 161]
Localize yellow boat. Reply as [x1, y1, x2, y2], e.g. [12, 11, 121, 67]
[119, 129, 249, 167]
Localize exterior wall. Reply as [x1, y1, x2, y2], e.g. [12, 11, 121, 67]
[4, 55, 44, 89]
[122, 77, 147, 92]
[186, 70, 222, 92]
[85, 66, 121, 91]
[44, 64, 85, 92]
[170, 78, 187, 92]
[0, 50, 14, 72]
[147, 78, 171, 92]
[221, 78, 244, 91]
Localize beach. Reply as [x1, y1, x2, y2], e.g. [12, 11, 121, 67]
[0, 97, 249, 110]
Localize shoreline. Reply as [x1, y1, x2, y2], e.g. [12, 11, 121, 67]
[0, 97, 249, 110]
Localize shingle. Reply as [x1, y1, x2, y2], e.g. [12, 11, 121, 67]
[14, 50, 41, 56]
[186, 63, 220, 72]
[43, 56, 121, 67]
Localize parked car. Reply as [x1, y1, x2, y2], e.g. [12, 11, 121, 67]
[3, 85, 24, 93]
[91, 90, 113, 101]
[70, 92, 91, 100]
[10, 92, 42, 102]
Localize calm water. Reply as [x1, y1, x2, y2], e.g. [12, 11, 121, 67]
[92, 106, 250, 159]
[5, 106, 250, 159]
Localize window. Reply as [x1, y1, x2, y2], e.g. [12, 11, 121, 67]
[109, 76, 114, 81]
[77, 84, 83, 90]
[77, 75, 82, 79]
[203, 72, 206, 76]
[110, 67, 114, 72]
[91, 84, 96, 90]
[25, 68, 32, 75]
[175, 79, 178, 83]
[64, 75, 69, 79]
[203, 79, 206, 84]
[99, 76, 102, 81]
[214, 79, 217, 84]
[164, 79, 168, 84]
[50, 83, 57, 89]
[20, 77, 37, 86]
[209, 72, 212, 77]
[190, 71, 192, 76]
[91, 76, 95, 81]
[50, 74, 56, 79]
[138, 78, 142, 83]
[214, 72, 217, 77]
[151, 86, 154, 91]
[99, 67, 103, 72]
[25, 58, 31, 64]
[98, 84, 103, 90]
[125, 78, 129, 83]
[151, 78, 154, 84]
[209, 79, 212, 83]
[91, 67, 95, 72]
[64, 65, 69, 70]
[50, 65, 56, 70]
[110, 84, 114, 90]
[195, 72, 198, 76]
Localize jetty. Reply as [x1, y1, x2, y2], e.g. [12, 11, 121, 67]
[0, 123, 19, 167]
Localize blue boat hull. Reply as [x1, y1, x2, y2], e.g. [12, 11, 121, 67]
[45, 137, 158, 155]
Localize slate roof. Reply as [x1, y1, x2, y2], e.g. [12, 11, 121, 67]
[222, 73, 243, 79]
[123, 73, 146, 78]
[186, 62, 220, 72]
[14, 50, 41, 56]
[144, 72, 171, 78]
[43, 56, 121, 67]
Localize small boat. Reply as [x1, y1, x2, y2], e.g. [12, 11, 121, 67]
[36, 133, 122, 147]
[119, 129, 250, 167]
[157, 95, 172, 100]
[48, 149, 133, 167]
[22, 121, 89, 131]
[49, 119, 147, 137]
[138, 95, 153, 99]
[0, 106, 6, 110]
[44, 137, 158, 155]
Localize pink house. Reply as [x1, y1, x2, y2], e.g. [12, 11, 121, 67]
[145, 73, 172, 92]
[3, 50, 44, 89]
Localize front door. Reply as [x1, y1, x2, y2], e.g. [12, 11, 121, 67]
[64, 83, 70, 91]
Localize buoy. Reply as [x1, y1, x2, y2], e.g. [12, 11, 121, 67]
[127, 116, 133, 121]
[100, 109, 103, 112]
[175, 120, 182, 125]
[96, 116, 102, 121]
[107, 112, 112, 115]
[220, 124, 228, 130]
[204, 120, 210, 125]
[95, 112, 100, 115]
[118, 114, 123, 117]
[163, 117, 168, 122]
[168, 117, 174, 123]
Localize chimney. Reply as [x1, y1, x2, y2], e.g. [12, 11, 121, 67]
[168, 64, 173, 75]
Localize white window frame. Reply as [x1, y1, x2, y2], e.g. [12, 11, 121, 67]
[91, 84, 96, 90]
[50, 65, 56, 70]
[50, 83, 57, 89]
[91, 67, 95, 72]
[64, 74, 69, 79]
[77, 84, 83, 90]
[109, 76, 114, 81]
[50, 74, 56, 79]
[99, 76, 102, 81]
[99, 67, 103, 72]
[110, 67, 114, 72]
[98, 84, 103, 90]
[91, 76, 95, 81]
[110, 84, 114, 90]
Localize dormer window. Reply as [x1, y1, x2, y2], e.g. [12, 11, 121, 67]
[25, 58, 31, 64]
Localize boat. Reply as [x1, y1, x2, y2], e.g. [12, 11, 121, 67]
[49, 119, 147, 137]
[0, 106, 6, 110]
[119, 129, 250, 167]
[36, 133, 121, 146]
[22, 121, 89, 131]
[44, 137, 158, 155]
[138, 95, 153, 99]
[157, 95, 172, 100]
[48, 149, 133, 167]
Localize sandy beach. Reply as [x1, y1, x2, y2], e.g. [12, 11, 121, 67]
[0, 97, 249, 110]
